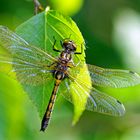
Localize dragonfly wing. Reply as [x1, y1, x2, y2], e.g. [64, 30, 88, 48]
[61, 74, 125, 117]
[0, 26, 57, 63]
[0, 54, 54, 85]
[87, 64, 140, 88]
[59, 78, 73, 102]
[85, 87, 125, 116]
[0, 26, 56, 85]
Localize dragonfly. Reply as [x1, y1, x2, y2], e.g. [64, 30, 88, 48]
[0, 26, 140, 131]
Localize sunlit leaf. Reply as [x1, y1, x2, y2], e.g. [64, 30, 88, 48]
[15, 8, 91, 124]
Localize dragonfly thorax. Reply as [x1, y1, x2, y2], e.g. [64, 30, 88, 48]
[58, 39, 76, 63]
[60, 51, 72, 63]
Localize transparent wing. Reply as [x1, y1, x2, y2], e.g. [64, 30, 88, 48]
[87, 64, 140, 88]
[0, 26, 57, 63]
[0, 26, 57, 85]
[61, 74, 125, 117]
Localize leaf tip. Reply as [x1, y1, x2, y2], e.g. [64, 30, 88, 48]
[72, 118, 78, 126]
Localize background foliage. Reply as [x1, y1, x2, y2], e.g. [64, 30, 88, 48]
[0, 0, 140, 140]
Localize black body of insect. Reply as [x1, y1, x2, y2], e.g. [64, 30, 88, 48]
[40, 40, 79, 131]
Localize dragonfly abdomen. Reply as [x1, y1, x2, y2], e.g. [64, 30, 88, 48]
[40, 80, 61, 131]
[54, 71, 66, 80]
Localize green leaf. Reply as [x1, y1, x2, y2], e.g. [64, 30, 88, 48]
[0, 73, 26, 138]
[15, 8, 91, 124]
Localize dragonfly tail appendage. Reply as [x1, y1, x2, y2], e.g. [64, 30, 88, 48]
[40, 80, 60, 132]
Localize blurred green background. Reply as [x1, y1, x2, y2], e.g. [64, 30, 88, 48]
[0, 0, 140, 140]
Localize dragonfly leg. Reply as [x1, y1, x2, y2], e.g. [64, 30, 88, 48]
[52, 36, 61, 52]
[46, 62, 57, 70]
[74, 43, 84, 54]
[73, 55, 81, 67]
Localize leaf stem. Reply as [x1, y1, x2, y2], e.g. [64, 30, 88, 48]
[33, 0, 44, 15]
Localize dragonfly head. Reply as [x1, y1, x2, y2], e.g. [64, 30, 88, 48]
[62, 39, 76, 53]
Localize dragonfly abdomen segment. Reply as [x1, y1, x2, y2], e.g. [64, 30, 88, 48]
[40, 80, 61, 131]
[54, 71, 66, 80]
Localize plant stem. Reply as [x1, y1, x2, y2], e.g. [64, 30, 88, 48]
[33, 0, 44, 14]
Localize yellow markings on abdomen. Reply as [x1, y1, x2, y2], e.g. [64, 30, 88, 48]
[40, 79, 61, 131]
